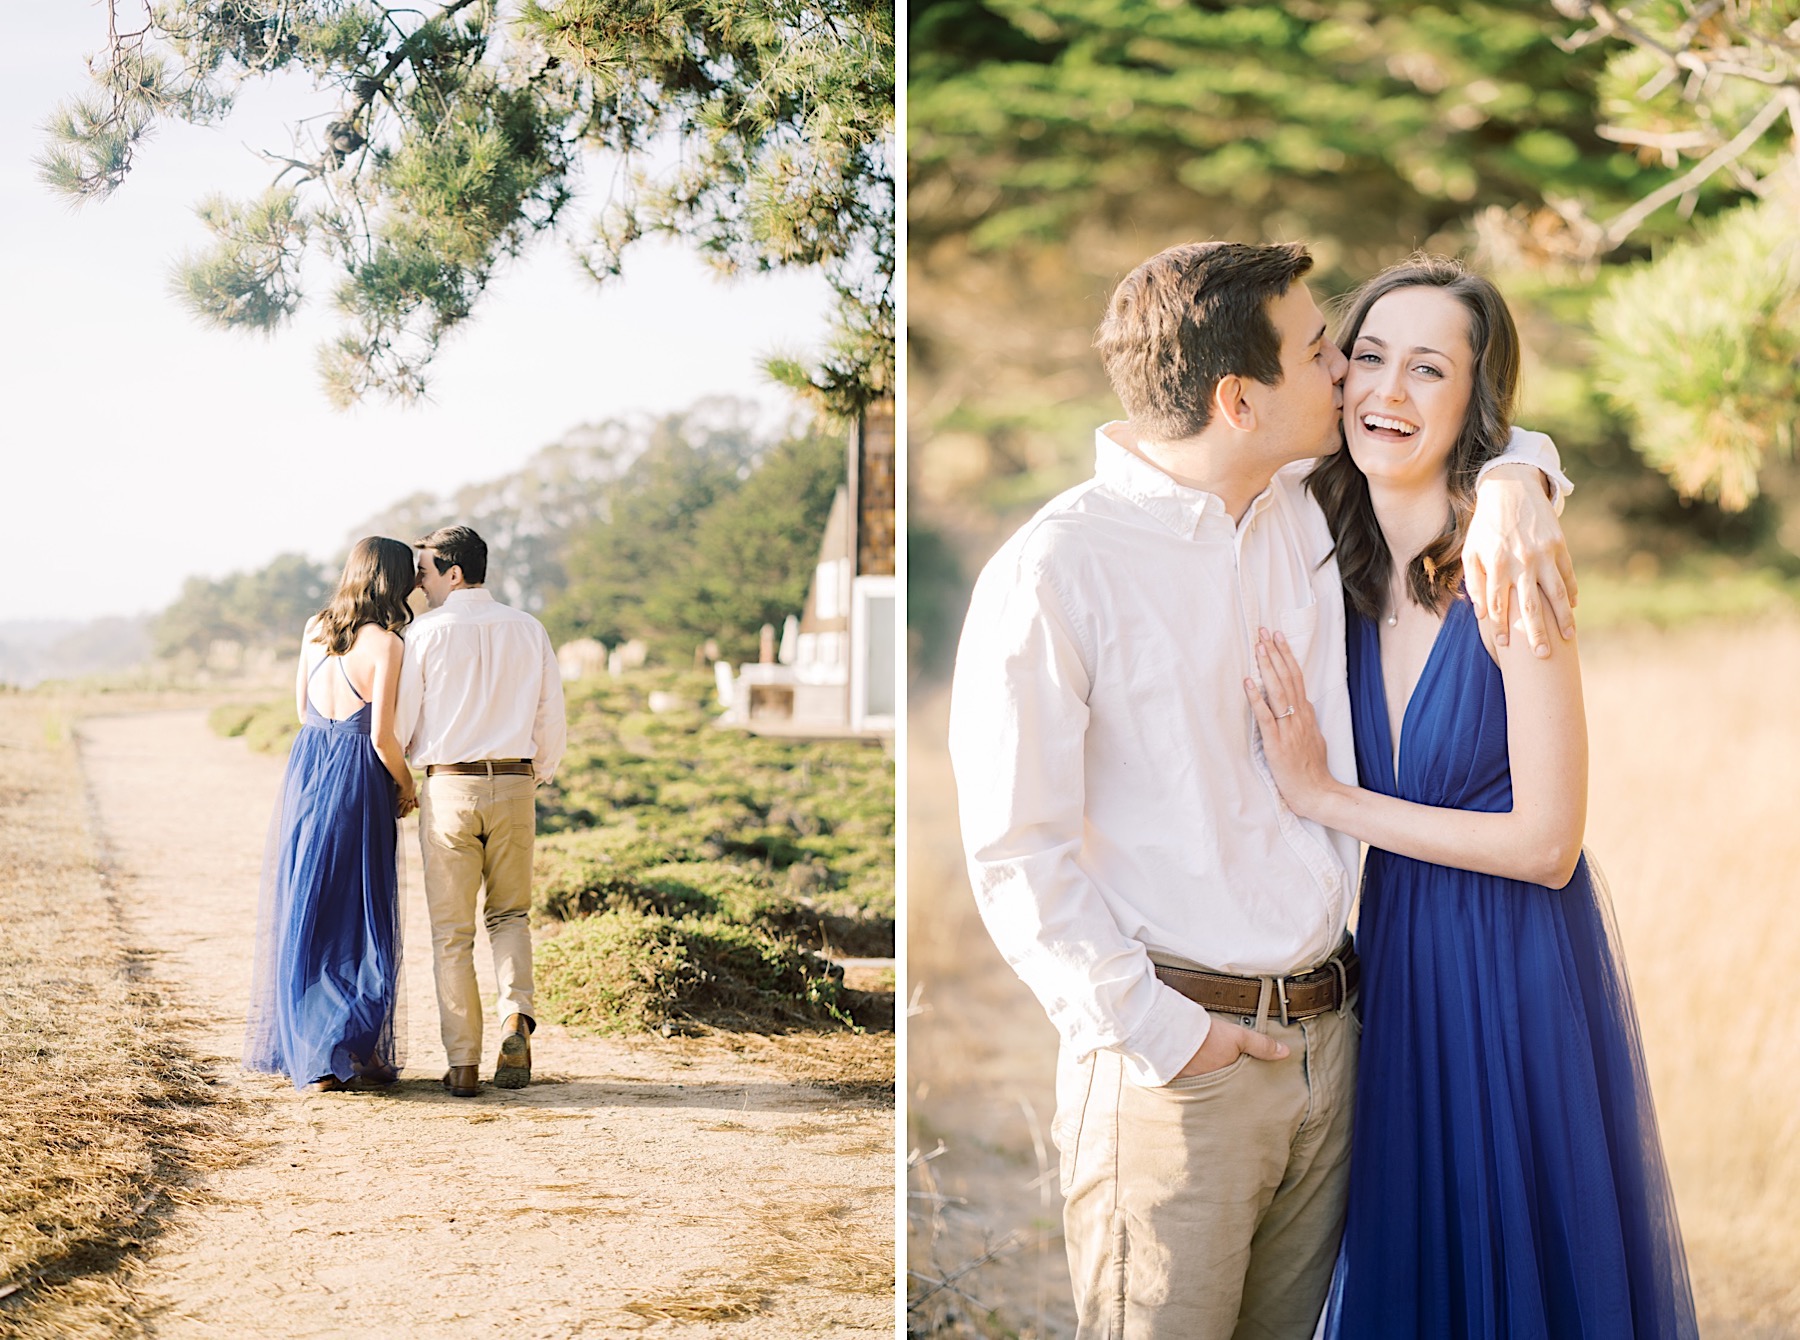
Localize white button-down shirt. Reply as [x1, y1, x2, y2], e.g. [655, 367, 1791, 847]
[949, 423, 1566, 1086]
[396, 589, 567, 784]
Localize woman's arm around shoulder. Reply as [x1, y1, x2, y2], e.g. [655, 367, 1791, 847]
[1250, 609, 1587, 887]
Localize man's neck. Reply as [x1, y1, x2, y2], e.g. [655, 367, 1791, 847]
[1126, 430, 1277, 524]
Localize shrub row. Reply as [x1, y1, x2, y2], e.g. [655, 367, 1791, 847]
[211, 668, 895, 1034]
[535, 908, 851, 1035]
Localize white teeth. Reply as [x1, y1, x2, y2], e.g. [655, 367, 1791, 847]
[1363, 415, 1417, 435]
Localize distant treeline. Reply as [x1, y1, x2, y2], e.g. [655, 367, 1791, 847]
[155, 397, 845, 666]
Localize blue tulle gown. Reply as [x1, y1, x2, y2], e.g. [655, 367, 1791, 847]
[243, 653, 404, 1089]
[1326, 596, 1697, 1339]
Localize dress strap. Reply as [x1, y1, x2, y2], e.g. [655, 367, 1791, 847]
[337, 655, 369, 705]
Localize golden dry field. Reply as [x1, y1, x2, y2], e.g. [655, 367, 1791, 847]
[0, 692, 240, 1339]
[907, 618, 1800, 1338]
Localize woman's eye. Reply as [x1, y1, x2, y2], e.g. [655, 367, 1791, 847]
[1413, 364, 1443, 378]
[1353, 352, 1380, 364]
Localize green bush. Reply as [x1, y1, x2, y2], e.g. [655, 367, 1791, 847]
[212, 665, 897, 1032]
[242, 703, 301, 756]
[209, 699, 302, 755]
[535, 908, 850, 1034]
[208, 703, 260, 738]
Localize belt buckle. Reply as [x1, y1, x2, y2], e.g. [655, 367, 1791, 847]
[1275, 975, 1291, 1027]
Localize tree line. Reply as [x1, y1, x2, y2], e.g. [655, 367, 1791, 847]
[154, 399, 844, 666]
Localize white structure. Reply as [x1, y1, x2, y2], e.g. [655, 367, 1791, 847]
[718, 402, 896, 738]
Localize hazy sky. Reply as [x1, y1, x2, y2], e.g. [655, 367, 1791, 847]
[2, 8, 833, 623]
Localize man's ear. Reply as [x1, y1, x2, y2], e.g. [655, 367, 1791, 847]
[1212, 374, 1256, 432]
[446, 564, 465, 589]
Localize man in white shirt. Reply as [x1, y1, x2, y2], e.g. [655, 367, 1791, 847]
[397, 525, 566, 1098]
[948, 242, 1575, 1337]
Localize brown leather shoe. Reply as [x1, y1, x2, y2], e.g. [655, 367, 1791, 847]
[442, 1065, 479, 1097]
[493, 1013, 532, 1090]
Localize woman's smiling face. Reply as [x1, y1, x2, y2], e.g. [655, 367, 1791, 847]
[1342, 285, 1474, 490]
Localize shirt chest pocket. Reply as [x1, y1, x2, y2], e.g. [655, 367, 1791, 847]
[1277, 602, 1320, 697]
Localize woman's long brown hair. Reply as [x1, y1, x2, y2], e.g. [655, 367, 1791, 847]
[1307, 255, 1522, 622]
[312, 537, 415, 655]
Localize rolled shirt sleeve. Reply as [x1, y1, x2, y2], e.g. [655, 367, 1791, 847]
[949, 544, 1211, 1087]
[1477, 426, 1572, 512]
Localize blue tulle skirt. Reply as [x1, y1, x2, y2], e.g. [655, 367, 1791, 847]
[243, 704, 404, 1088]
[1325, 854, 1697, 1339]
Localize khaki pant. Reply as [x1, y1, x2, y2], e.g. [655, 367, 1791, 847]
[1055, 1002, 1358, 1340]
[418, 774, 537, 1067]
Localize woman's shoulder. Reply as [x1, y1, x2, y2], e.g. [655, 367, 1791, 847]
[352, 622, 405, 652]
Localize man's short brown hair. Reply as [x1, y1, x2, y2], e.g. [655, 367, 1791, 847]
[416, 525, 488, 586]
[1095, 241, 1314, 442]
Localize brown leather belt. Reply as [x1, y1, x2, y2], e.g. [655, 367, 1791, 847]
[1154, 944, 1359, 1024]
[425, 759, 534, 777]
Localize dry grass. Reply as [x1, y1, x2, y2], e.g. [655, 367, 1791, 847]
[0, 694, 244, 1339]
[642, 1026, 897, 1107]
[1582, 620, 1800, 1331]
[622, 1286, 771, 1322]
[620, 1189, 892, 1326]
[908, 618, 1800, 1338]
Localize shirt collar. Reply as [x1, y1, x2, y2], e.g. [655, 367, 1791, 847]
[1093, 422, 1230, 538]
[445, 587, 494, 606]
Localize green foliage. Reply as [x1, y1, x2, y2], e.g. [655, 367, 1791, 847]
[207, 702, 259, 738]
[44, 0, 893, 411]
[546, 412, 762, 651]
[909, 1, 1666, 265]
[209, 665, 895, 1033]
[214, 698, 304, 755]
[1591, 195, 1800, 511]
[1573, 561, 1800, 632]
[904, 521, 967, 681]
[538, 671, 894, 925]
[152, 552, 331, 658]
[545, 411, 844, 660]
[1566, 6, 1800, 511]
[345, 405, 720, 615]
[907, 0, 1800, 656]
[176, 189, 308, 331]
[647, 427, 846, 661]
[534, 907, 850, 1034]
[525, 0, 895, 412]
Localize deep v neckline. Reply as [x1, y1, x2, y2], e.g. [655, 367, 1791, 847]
[1375, 601, 1461, 787]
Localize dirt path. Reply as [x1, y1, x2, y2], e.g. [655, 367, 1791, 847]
[77, 709, 893, 1339]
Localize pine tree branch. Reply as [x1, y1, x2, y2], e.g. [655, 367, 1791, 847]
[1601, 90, 1792, 250]
[345, 0, 484, 129]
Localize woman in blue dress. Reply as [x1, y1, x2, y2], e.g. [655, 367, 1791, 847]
[244, 537, 418, 1094]
[1245, 257, 1697, 1338]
